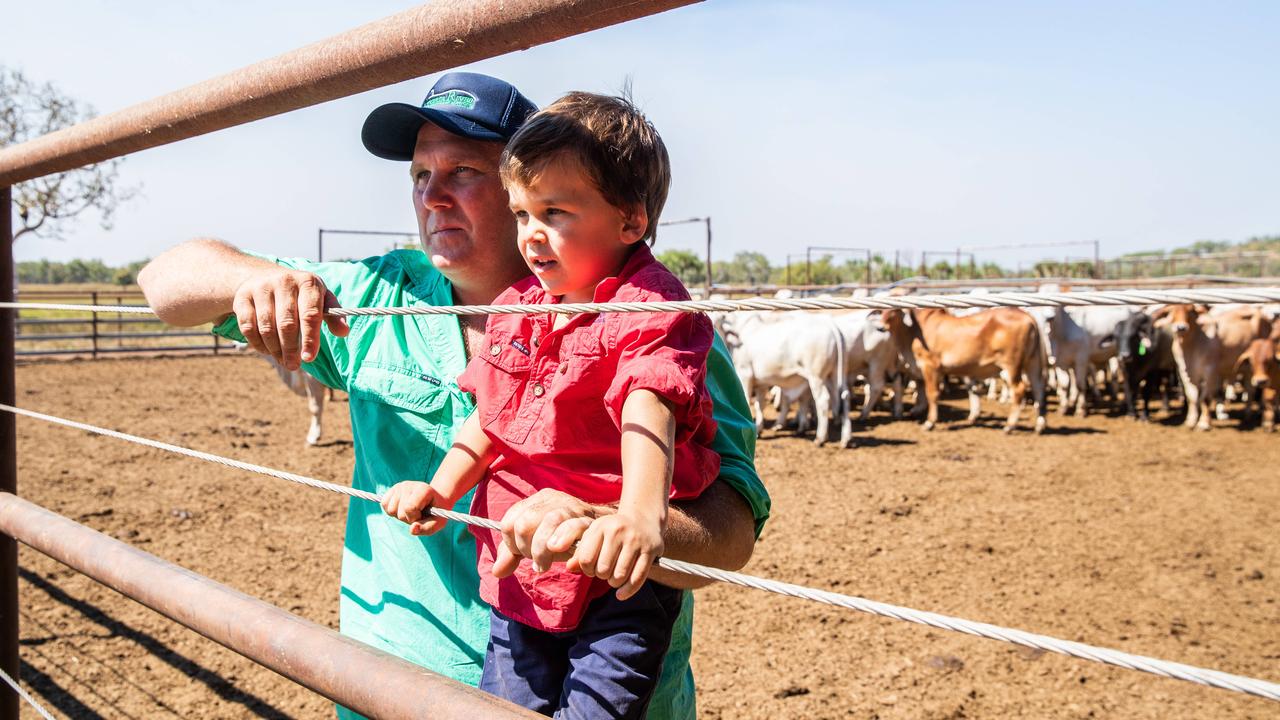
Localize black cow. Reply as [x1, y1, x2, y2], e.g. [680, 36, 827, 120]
[1108, 310, 1177, 421]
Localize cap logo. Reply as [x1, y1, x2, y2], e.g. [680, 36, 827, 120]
[423, 89, 477, 111]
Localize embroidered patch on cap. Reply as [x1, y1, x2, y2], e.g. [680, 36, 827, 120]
[423, 89, 477, 110]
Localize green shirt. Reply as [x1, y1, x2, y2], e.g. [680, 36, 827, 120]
[214, 250, 769, 719]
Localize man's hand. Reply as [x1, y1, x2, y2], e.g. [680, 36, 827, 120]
[492, 489, 604, 578]
[232, 267, 349, 370]
[573, 511, 664, 601]
[381, 481, 450, 536]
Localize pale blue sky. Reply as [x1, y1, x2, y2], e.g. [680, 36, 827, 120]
[4, 1, 1277, 269]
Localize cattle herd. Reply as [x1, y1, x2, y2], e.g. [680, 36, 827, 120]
[715, 288, 1280, 447]
[260, 290, 1280, 447]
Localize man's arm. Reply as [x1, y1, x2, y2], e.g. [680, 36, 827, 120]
[492, 480, 755, 590]
[139, 238, 347, 370]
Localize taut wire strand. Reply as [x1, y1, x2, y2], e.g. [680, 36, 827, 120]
[2, 403, 1278, 702]
[0, 665, 57, 720]
[2, 287, 1280, 318]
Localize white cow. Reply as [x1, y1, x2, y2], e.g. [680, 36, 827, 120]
[830, 309, 914, 421]
[1037, 305, 1131, 416]
[237, 343, 327, 445]
[720, 312, 852, 447]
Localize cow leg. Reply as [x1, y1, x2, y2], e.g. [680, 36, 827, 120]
[808, 377, 832, 446]
[305, 379, 324, 446]
[891, 373, 904, 419]
[773, 388, 790, 431]
[1030, 366, 1047, 434]
[1264, 387, 1276, 432]
[1073, 359, 1089, 417]
[920, 364, 940, 431]
[966, 385, 982, 425]
[1194, 381, 1214, 432]
[1004, 373, 1027, 433]
[860, 373, 886, 422]
[796, 394, 813, 435]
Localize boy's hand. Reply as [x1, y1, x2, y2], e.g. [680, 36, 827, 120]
[572, 511, 664, 601]
[380, 481, 450, 536]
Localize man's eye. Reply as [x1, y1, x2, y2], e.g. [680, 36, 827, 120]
[454, 166, 476, 176]
[413, 170, 429, 185]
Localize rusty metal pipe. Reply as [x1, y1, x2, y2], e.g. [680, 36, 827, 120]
[0, 493, 540, 719]
[0, 190, 17, 720]
[0, 0, 698, 185]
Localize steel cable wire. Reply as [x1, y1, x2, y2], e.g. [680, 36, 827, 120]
[2, 403, 1278, 702]
[0, 664, 58, 720]
[3, 286, 1280, 319]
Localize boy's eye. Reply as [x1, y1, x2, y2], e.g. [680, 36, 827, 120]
[545, 207, 563, 216]
[512, 209, 529, 220]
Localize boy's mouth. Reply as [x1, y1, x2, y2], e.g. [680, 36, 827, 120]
[530, 258, 557, 271]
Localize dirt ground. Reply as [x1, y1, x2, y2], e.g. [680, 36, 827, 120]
[8, 354, 1278, 719]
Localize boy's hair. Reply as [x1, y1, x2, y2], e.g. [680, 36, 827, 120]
[500, 91, 670, 244]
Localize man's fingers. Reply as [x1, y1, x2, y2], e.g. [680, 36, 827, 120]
[530, 510, 572, 572]
[253, 287, 284, 364]
[610, 545, 638, 588]
[547, 517, 592, 554]
[297, 278, 326, 363]
[323, 290, 350, 338]
[492, 543, 520, 578]
[274, 283, 303, 371]
[232, 294, 267, 355]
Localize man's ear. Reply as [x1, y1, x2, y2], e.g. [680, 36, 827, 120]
[620, 205, 648, 246]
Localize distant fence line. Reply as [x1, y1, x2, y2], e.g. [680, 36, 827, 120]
[14, 290, 219, 358]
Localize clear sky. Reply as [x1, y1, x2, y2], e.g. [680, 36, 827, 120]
[4, 1, 1277, 270]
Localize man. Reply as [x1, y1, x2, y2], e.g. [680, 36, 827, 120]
[139, 72, 769, 719]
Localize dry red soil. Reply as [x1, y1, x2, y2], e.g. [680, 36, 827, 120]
[9, 355, 1279, 719]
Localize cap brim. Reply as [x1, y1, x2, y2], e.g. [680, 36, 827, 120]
[361, 103, 505, 161]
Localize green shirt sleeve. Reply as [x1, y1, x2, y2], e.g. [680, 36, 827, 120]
[703, 332, 770, 537]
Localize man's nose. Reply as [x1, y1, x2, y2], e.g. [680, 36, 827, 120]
[419, 175, 452, 209]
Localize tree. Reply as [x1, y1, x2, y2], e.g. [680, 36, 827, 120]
[1, 66, 136, 242]
[727, 251, 772, 286]
[655, 249, 705, 287]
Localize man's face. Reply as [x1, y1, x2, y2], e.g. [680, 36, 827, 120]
[409, 123, 522, 280]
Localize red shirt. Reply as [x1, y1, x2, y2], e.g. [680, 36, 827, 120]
[456, 244, 720, 631]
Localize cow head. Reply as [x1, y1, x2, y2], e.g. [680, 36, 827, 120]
[1154, 304, 1202, 337]
[1237, 338, 1279, 390]
[1112, 311, 1154, 362]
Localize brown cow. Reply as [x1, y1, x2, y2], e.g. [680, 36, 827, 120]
[1236, 336, 1280, 432]
[884, 307, 1047, 434]
[1156, 304, 1270, 431]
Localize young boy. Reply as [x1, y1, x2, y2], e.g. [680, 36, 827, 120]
[381, 91, 719, 718]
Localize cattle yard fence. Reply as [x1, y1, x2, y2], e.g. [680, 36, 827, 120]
[0, 0, 698, 717]
[3, 0, 1280, 717]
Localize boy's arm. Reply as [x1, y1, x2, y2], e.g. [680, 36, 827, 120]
[568, 390, 674, 600]
[382, 413, 496, 535]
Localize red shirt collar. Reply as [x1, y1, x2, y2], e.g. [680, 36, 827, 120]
[515, 243, 657, 305]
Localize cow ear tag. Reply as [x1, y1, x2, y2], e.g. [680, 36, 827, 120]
[1138, 344, 1147, 356]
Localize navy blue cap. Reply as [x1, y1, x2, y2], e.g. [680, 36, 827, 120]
[361, 72, 539, 160]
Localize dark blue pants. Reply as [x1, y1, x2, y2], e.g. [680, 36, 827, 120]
[479, 582, 684, 719]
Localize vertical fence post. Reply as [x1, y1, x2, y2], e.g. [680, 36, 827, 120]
[0, 186, 19, 720]
[91, 291, 100, 359]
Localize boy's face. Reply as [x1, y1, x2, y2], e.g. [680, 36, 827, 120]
[507, 155, 646, 303]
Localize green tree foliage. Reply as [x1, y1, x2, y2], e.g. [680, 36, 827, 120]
[1, 66, 137, 242]
[16, 257, 148, 285]
[655, 249, 704, 287]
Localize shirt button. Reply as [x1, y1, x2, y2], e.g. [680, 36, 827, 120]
[558, 364, 567, 374]
[532, 383, 545, 397]
[489, 344, 501, 356]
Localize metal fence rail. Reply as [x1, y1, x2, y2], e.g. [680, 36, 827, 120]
[0, 492, 539, 719]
